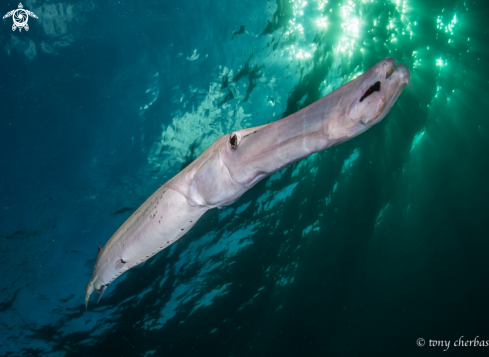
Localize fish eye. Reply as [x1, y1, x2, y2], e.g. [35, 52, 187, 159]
[359, 81, 381, 102]
[229, 132, 240, 150]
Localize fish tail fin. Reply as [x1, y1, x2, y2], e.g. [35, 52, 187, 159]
[85, 282, 94, 310]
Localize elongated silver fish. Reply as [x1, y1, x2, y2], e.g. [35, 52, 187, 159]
[85, 58, 410, 307]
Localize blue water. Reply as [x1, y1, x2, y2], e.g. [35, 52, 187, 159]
[1, 0, 489, 356]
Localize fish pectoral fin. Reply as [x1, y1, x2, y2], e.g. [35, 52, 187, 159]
[96, 285, 107, 304]
[95, 245, 104, 261]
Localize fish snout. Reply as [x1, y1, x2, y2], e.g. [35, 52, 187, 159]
[381, 58, 396, 79]
[349, 58, 410, 125]
[394, 64, 411, 87]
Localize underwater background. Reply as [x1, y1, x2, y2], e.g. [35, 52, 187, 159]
[1, 0, 488, 356]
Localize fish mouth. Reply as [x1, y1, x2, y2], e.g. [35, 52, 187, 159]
[360, 58, 410, 106]
[349, 58, 410, 125]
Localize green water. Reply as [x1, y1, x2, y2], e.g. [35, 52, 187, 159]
[263, 1, 489, 354]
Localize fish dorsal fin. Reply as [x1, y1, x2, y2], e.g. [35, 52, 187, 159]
[94, 245, 104, 264]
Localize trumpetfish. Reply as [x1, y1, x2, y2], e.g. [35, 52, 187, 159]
[85, 58, 410, 308]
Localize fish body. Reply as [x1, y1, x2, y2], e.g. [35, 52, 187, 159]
[86, 58, 410, 307]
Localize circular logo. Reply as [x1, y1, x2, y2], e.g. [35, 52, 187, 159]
[416, 338, 425, 347]
[13, 9, 28, 28]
